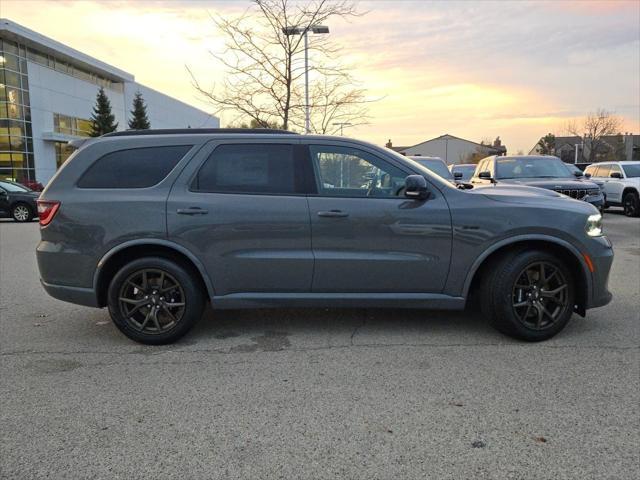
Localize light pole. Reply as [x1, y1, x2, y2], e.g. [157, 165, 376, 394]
[282, 24, 330, 134]
[332, 122, 352, 136]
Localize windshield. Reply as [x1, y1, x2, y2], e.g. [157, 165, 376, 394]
[496, 157, 572, 179]
[451, 165, 476, 181]
[0, 181, 30, 192]
[622, 164, 640, 178]
[412, 158, 453, 180]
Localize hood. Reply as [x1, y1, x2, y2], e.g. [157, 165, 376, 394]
[468, 184, 597, 214]
[498, 177, 600, 190]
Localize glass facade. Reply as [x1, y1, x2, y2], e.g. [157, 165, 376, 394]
[54, 113, 92, 137]
[0, 38, 34, 182]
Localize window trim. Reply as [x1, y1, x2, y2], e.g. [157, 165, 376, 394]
[76, 144, 193, 190]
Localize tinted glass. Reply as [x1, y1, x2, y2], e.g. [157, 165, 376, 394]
[495, 157, 572, 179]
[78, 145, 191, 188]
[193, 144, 298, 194]
[0, 180, 29, 192]
[609, 164, 622, 176]
[596, 164, 611, 178]
[310, 145, 406, 197]
[413, 158, 453, 180]
[622, 164, 640, 178]
[584, 165, 598, 176]
[452, 164, 476, 181]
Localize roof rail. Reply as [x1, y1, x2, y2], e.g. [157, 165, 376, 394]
[102, 128, 298, 137]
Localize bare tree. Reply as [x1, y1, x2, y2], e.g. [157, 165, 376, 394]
[188, 0, 369, 132]
[566, 109, 623, 163]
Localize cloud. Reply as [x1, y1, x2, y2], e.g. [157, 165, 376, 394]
[2, 0, 638, 152]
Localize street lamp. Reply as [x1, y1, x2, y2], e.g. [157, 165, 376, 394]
[282, 24, 330, 134]
[332, 122, 352, 136]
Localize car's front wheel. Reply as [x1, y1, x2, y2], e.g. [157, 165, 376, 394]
[481, 250, 575, 341]
[107, 257, 205, 344]
[623, 191, 639, 217]
[12, 203, 33, 222]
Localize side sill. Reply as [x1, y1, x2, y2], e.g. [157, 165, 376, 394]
[211, 292, 466, 310]
[40, 280, 100, 308]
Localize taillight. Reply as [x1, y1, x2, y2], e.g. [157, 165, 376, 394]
[37, 200, 61, 227]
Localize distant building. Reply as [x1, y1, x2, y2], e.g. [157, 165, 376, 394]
[529, 133, 639, 163]
[386, 134, 507, 165]
[0, 18, 219, 184]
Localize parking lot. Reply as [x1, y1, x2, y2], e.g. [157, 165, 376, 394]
[0, 212, 638, 479]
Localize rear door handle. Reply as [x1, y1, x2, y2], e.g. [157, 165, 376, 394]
[177, 207, 208, 215]
[317, 210, 349, 218]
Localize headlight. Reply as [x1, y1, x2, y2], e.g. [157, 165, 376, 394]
[585, 213, 603, 237]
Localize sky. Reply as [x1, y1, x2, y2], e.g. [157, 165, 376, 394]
[2, 0, 639, 153]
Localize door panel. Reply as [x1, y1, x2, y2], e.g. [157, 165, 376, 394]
[306, 143, 452, 293]
[167, 141, 313, 296]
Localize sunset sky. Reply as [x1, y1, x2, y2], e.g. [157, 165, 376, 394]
[2, 0, 639, 153]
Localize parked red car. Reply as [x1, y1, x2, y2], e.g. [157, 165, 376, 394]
[19, 179, 44, 192]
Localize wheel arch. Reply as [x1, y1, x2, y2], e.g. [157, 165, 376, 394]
[622, 186, 639, 198]
[463, 235, 592, 316]
[94, 239, 214, 307]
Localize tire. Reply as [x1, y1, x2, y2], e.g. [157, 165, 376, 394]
[480, 249, 575, 341]
[623, 191, 640, 217]
[12, 203, 33, 222]
[107, 257, 205, 344]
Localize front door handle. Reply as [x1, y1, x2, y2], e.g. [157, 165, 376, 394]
[317, 210, 349, 218]
[177, 207, 209, 215]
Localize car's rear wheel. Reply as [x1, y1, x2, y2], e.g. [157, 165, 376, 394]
[481, 250, 575, 341]
[107, 257, 204, 344]
[12, 203, 33, 222]
[623, 191, 639, 217]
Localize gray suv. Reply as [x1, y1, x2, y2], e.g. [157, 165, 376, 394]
[36, 129, 613, 344]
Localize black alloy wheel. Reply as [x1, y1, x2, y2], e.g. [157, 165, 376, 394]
[107, 257, 204, 344]
[118, 268, 186, 334]
[511, 261, 570, 330]
[623, 191, 639, 217]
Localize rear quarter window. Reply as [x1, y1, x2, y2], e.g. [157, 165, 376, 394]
[77, 145, 192, 188]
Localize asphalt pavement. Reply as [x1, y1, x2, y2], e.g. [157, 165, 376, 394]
[1, 212, 638, 479]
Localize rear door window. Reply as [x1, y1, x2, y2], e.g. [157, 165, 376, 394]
[78, 145, 192, 188]
[192, 144, 302, 194]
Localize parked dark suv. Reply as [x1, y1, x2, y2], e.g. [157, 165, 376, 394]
[471, 155, 605, 211]
[37, 130, 613, 344]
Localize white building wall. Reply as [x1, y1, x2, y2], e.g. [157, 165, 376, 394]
[27, 62, 126, 182]
[28, 64, 218, 183]
[403, 136, 482, 165]
[125, 83, 218, 129]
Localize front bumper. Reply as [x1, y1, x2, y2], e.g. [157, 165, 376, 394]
[586, 235, 614, 309]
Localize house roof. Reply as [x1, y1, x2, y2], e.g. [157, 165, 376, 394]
[398, 133, 506, 152]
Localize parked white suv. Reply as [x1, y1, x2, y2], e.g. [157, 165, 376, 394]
[584, 161, 640, 217]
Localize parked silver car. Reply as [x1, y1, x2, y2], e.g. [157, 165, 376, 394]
[36, 130, 613, 344]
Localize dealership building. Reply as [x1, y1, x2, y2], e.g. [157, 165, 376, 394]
[0, 18, 219, 184]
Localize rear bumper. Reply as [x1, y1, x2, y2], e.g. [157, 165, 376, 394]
[40, 279, 99, 308]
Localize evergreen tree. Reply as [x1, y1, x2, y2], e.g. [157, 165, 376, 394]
[89, 87, 118, 136]
[128, 91, 151, 130]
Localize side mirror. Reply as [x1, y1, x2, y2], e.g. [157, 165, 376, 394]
[610, 172, 622, 179]
[404, 175, 429, 200]
[478, 171, 493, 180]
[0, 190, 7, 197]
[584, 172, 592, 178]
[573, 171, 584, 177]
[453, 171, 463, 179]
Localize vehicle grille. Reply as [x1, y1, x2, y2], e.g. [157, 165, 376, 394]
[553, 188, 600, 200]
